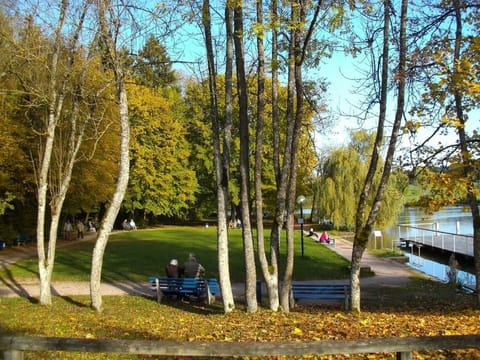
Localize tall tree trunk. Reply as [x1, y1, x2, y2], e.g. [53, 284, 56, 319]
[278, 0, 300, 312]
[91, 0, 130, 312]
[451, 0, 480, 307]
[351, 0, 408, 311]
[36, 0, 68, 305]
[233, 3, 257, 313]
[263, 0, 283, 311]
[255, 0, 280, 311]
[203, 0, 235, 312]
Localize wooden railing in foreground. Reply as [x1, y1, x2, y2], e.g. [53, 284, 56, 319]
[1, 335, 480, 360]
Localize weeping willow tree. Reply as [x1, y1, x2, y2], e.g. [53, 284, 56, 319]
[315, 130, 407, 231]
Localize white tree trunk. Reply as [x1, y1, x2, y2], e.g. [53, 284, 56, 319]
[91, 0, 130, 312]
[36, 0, 69, 305]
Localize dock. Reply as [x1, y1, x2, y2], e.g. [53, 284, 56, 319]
[398, 224, 474, 257]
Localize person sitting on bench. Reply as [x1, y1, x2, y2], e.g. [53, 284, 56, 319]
[183, 253, 205, 278]
[320, 231, 330, 243]
[165, 259, 181, 278]
[308, 228, 320, 241]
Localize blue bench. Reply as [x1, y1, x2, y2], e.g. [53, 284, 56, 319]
[290, 283, 351, 310]
[15, 233, 32, 246]
[149, 277, 220, 305]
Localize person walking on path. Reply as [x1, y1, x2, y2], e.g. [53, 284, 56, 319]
[76, 220, 84, 240]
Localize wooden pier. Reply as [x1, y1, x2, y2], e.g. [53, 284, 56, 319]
[398, 224, 474, 257]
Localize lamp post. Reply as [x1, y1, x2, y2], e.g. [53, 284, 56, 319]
[296, 195, 306, 257]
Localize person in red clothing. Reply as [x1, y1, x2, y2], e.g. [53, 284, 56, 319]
[320, 231, 330, 243]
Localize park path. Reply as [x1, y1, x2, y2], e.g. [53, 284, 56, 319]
[0, 233, 416, 298]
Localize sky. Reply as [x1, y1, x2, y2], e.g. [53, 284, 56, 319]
[166, 6, 479, 156]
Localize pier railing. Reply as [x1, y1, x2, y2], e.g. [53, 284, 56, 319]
[398, 224, 474, 257]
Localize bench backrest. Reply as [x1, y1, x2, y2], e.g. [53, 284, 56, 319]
[149, 277, 220, 295]
[291, 283, 351, 298]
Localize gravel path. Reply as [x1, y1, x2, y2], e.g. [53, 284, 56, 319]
[0, 234, 416, 299]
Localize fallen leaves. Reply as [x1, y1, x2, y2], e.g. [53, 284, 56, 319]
[0, 281, 479, 359]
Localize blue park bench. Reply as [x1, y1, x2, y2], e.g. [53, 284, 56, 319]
[149, 277, 220, 305]
[290, 283, 351, 310]
[15, 233, 33, 246]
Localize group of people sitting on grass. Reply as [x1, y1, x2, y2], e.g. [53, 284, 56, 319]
[165, 253, 205, 279]
[307, 228, 333, 244]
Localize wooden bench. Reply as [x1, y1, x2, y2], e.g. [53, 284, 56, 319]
[290, 283, 351, 310]
[149, 277, 220, 305]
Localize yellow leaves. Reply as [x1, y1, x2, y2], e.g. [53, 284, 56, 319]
[359, 318, 369, 326]
[440, 116, 464, 128]
[292, 327, 303, 335]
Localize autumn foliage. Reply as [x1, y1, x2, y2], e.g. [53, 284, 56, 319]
[1, 279, 479, 359]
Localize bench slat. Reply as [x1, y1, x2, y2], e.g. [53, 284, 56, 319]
[148, 277, 220, 305]
[290, 283, 351, 310]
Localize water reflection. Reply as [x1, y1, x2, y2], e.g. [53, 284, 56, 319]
[405, 252, 475, 286]
[373, 206, 476, 285]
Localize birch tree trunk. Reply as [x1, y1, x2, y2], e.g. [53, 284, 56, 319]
[202, 0, 235, 312]
[36, 0, 68, 305]
[253, 0, 280, 311]
[91, 0, 130, 312]
[351, 0, 408, 311]
[233, 2, 257, 313]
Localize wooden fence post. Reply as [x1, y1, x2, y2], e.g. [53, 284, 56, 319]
[2, 350, 25, 360]
[397, 351, 413, 360]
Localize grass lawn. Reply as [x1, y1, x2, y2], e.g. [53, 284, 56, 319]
[0, 226, 351, 283]
[1, 226, 479, 359]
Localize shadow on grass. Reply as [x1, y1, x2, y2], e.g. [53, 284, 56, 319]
[0, 263, 39, 304]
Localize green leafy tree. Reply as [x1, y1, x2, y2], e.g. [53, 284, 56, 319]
[125, 84, 196, 219]
[316, 130, 406, 231]
[131, 35, 177, 89]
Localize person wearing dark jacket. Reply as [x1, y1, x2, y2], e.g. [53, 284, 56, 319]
[165, 259, 181, 278]
[183, 253, 205, 278]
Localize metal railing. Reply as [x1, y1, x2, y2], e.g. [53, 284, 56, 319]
[398, 224, 474, 257]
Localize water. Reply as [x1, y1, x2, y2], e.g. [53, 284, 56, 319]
[376, 205, 474, 249]
[375, 206, 476, 283]
[405, 252, 475, 286]
[398, 205, 473, 235]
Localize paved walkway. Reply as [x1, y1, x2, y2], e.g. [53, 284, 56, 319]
[0, 234, 416, 298]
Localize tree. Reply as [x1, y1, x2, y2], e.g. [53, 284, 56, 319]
[233, 1, 258, 313]
[201, 0, 235, 312]
[3, 0, 103, 305]
[350, 0, 408, 311]
[316, 130, 406, 231]
[91, 0, 131, 312]
[125, 84, 196, 220]
[407, 0, 480, 305]
[132, 35, 177, 89]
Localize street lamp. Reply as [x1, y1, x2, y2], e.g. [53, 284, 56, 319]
[296, 195, 306, 257]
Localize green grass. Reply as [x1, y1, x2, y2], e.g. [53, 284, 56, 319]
[1, 227, 479, 360]
[0, 226, 351, 283]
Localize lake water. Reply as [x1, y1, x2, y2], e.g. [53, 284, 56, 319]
[376, 205, 474, 249]
[376, 206, 476, 283]
[405, 252, 475, 286]
[397, 205, 474, 235]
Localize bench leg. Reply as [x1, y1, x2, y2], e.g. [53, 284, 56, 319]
[289, 291, 296, 308]
[205, 283, 215, 305]
[155, 279, 163, 303]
